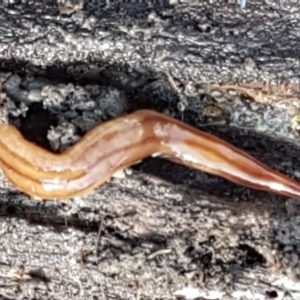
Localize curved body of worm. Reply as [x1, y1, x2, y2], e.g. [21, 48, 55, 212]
[0, 109, 300, 200]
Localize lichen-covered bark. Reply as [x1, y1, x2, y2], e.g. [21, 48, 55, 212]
[0, 1, 300, 299]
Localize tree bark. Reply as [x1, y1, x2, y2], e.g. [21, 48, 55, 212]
[0, 1, 299, 299]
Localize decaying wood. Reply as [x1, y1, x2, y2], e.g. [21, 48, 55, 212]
[0, 0, 300, 299]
